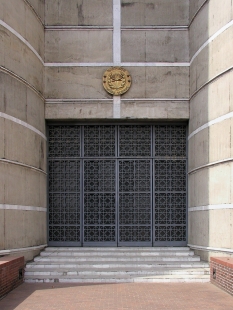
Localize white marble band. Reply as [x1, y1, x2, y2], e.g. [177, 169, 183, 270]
[0, 204, 47, 212]
[188, 244, 233, 254]
[0, 159, 47, 175]
[0, 112, 47, 140]
[188, 158, 233, 174]
[190, 19, 233, 64]
[45, 62, 189, 67]
[0, 20, 44, 64]
[189, 204, 233, 212]
[188, 111, 233, 140]
[0, 244, 47, 255]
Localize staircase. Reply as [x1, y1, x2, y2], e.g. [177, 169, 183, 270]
[24, 247, 210, 283]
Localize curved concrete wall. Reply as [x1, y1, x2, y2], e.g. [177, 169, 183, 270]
[188, 0, 233, 260]
[0, 0, 46, 261]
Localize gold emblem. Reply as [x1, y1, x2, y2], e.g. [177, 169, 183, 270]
[103, 67, 131, 95]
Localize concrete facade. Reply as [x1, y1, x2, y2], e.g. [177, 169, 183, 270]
[0, 0, 232, 261]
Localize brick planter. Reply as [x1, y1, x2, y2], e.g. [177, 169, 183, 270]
[0, 256, 24, 299]
[210, 257, 233, 296]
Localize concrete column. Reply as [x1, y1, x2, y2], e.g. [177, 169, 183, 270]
[188, 0, 233, 260]
[0, 0, 46, 261]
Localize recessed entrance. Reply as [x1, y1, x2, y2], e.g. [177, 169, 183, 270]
[48, 124, 187, 247]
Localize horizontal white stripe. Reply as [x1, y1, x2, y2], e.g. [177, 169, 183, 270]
[190, 19, 233, 64]
[45, 26, 113, 30]
[188, 111, 233, 140]
[0, 244, 47, 255]
[188, 244, 233, 254]
[46, 99, 113, 103]
[188, 158, 233, 174]
[45, 26, 188, 31]
[121, 98, 189, 101]
[122, 26, 188, 31]
[0, 159, 47, 175]
[45, 62, 114, 67]
[0, 20, 44, 64]
[0, 112, 47, 140]
[45, 98, 189, 103]
[0, 204, 47, 212]
[45, 62, 189, 67]
[189, 204, 233, 212]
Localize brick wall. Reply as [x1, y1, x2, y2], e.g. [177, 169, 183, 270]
[210, 257, 233, 296]
[0, 256, 24, 299]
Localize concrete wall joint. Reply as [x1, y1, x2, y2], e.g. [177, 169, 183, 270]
[189, 0, 209, 28]
[23, 0, 44, 26]
[0, 67, 44, 101]
[188, 158, 233, 174]
[188, 204, 233, 212]
[188, 111, 233, 140]
[190, 19, 233, 64]
[0, 159, 47, 175]
[0, 204, 47, 212]
[0, 244, 47, 256]
[188, 244, 233, 254]
[0, 20, 44, 64]
[0, 112, 47, 140]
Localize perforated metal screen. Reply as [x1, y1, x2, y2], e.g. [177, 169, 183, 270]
[48, 124, 187, 246]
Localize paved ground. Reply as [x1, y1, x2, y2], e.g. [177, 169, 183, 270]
[0, 282, 233, 310]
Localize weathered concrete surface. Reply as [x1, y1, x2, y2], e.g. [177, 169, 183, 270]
[1, 25, 44, 93]
[109, 67, 189, 99]
[45, 102, 113, 119]
[4, 209, 46, 249]
[45, 30, 113, 63]
[122, 30, 189, 63]
[121, 101, 189, 119]
[0, 0, 44, 58]
[45, 0, 113, 26]
[45, 67, 112, 99]
[121, 0, 189, 26]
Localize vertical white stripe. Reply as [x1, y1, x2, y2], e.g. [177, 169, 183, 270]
[113, 0, 121, 118]
[113, 0, 121, 65]
[113, 96, 121, 118]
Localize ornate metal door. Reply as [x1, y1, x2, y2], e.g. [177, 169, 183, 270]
[48, 124, 187, 246]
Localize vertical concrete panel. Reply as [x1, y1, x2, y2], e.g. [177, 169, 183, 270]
[0, 210, 5, 250]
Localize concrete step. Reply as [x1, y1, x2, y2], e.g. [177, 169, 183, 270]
[24, 274, 210, 283]
[26, 261, 209, 269]
[25, 247, 210, 283]
[34, 256, 200, 262]
[45, 247, 190, 252]
[25, 267, 210, 277]
[40, 250, 195, 257]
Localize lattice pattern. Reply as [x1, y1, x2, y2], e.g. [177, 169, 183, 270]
[84, 160, 116, 243]
[119, 194, 151, 225]
[154, 125, 186, 157]
[119, 226, 151, 242]
[154, 160, 186, 192]
[84, 125, 115, 157]
[119, 160, 151, 243]
[84, 226, 115, 242]
[84, 194, 115, 225]
[48, 124, 187, 246]
[48, 125, 80, 158]
[119, 160, 151, 192]
[84, 160, 115, 192]
[119, 125, 151, 157]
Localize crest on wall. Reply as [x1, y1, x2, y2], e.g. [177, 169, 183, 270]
[103, 67, 131, 95]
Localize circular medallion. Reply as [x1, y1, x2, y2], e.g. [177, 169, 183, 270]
[103, 67, 132, 95]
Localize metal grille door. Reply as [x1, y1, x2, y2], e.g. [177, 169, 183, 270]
[48, 124, 187, 246]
